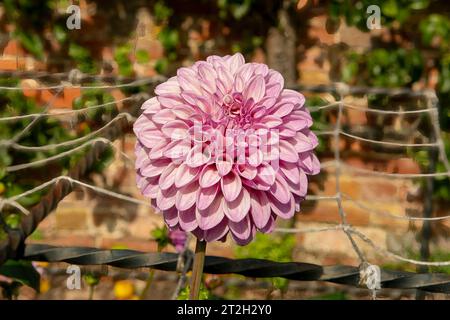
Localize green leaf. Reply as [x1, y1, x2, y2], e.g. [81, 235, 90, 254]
[155, 57, 169, 74]
[410, 0, 429, 10]
[13, 30, 44, 59]
[136, 50, 149, 64]
[0, 260, 41, 292]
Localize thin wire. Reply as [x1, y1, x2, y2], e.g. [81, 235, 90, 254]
[10, 88, 64, 144]
[7, 175, 150, 208]
[339, 131, 438, 148]
[8, 113, 134, 152]
[274, 224, 344, 234]
[0, 77, 163, 91]
[349, 227, 450, 267]
[341, 193, 450, 221]
[313, 129, 439, 147]
[333, 85, 366, 263]
[429, 96, 450, 176]
[339, 162, 450, 178]
[5, 137, 110, 172]
[305, 194, 339, 201]
[0, 96, 134, 122]
[343, 103, 434, 115]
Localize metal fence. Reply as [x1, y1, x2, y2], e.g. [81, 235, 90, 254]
[0, 69, 449, 298]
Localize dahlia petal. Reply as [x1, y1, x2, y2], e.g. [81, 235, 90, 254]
[291, 110, 313, 127]
[204, 217, 229, 242]
[138, 129, 165, 148]
[196, 194, 224, 230]
[279, 161, 300, 184]
[216, 156, 233, 176]
[283, 115, 309, 131]
[148, 140, 169, 160]
[163, 139, 191, 159]
[159, 162, 178, 190]
[178, 207, 198, 232]
[269, 102, 294, 118]
[231, 219, 255, 246]
[278, 126, 297, 138]
[157, 186, 177, 210]
[216, 66, 233, 95]
[142, 179, 159, 198]
[260, 115, 282, 128]
[279, 89, 305, 108]
[140, 159, 170, 178]
[157, 95, 185, 108]
[155, 78, 181, 95]
[248, 149, 263, 167]
[197, 62, 217, 94]
[172, 104, 195, 120]
[279, 140, 299, 163]
[229, 215, 251, 240]
[291, 132, 314, 153]
[226, 53, 245, 75]
[249, 105, 267, 119]
[161, 120, 189, 140]
[243, 75, 265, 103]
[199, 164, 221, 188]
[224, 188, 250, 222]
[177, 67, 203, 95]
[259, 215, 275, 233]
[153, 109, 176, 124]
[134, 114, 155, 134]
[237, 164, 257, 180]
[306, 130, 319, 148]
[298, 152, 314, 173]
[299, 169, 308, 195]
[186, 144, 211, 167]
[175, 163, 200, 188]
[268, 193, 295, 219]
[256, 163, 276, 186]
[257, 96, 277, 109]
[250, 191, 270, 229]
[265, 70, 284, 97]
[197, 183, 219, 210]
[141, 97, 161, 113]
[252, 63, 269, 77]
[269, 174, 291, 204]
[163, 207, 178, 227]
[221, 171, 242, 202]
[176, 181, 198, 211]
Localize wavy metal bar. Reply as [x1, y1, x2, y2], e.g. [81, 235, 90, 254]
[21, 244, 450, 294]
[0, 116, 130, 265]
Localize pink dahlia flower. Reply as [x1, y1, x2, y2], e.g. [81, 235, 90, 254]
[134, 53, 320, 245]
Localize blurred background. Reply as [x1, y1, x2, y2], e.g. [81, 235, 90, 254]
[0, 0, 449, 300]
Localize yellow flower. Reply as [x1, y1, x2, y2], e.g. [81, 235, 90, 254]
[40, 278, 50, 294]
[35, 261, 49, 268]
[114, 280, 135, 300]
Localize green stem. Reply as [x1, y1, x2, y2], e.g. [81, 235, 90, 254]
[189, 239, 207, 300]
[139, 269, 155, 300]
[139, 245, 162, 299]
[88, 285, 95, 300]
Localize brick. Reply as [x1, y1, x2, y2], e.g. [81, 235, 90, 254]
[360, 180, 398, 201]
[340, 177, 361, 198]
[100, 237, 158, 252]
[361, 202, 411, 231]
[395, 158, 421, 174]
[2, 40, 25, 56]
[128, 215, 155, 239]
[298, 200, 370, 226]
[28, 235, 95, 247]
[55, 206, 89, 230]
